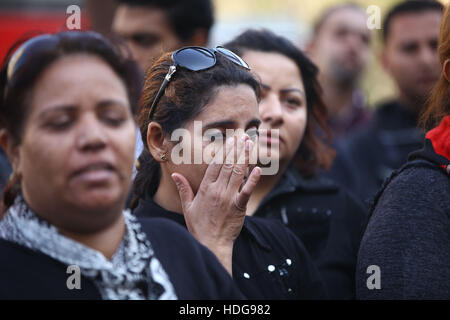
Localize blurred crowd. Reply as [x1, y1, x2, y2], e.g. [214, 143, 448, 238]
[0, 0, 448, 300]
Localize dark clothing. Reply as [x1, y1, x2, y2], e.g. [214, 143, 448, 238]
[253, 165, 368, 299]
[356, 123, 450, 299]
[133, 197, 327, 300]
[327, 90, 373, 139]
[0, 218, 244, 300]
[0, 147, 11, 193]
[327, 100, 424, 207]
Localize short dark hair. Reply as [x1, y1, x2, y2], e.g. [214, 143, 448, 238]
[383, 0, 443, 42]
[116, 0, 214, 42]
[313, 3, 364, 38]
[224, 29, 335, 178]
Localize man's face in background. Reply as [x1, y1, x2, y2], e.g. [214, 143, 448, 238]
[382, 10, 442, 111]
[112, 4, 182, 72]
[309, 7, 372, 87]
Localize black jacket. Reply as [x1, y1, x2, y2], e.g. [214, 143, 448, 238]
[133, 197, 328, 300]
[327, 100, 425, 207]
[253, 165, 367, 299]
[356, 121, 450, 299]
[0, 218, 244, 300]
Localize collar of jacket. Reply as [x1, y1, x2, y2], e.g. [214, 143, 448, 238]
[134, 196, 273, 252]
[256, 163, 339, 210]
[409, 115, 450, 175]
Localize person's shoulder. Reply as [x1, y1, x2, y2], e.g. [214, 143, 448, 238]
[357, 162, 450, 299]
[373, 162, 449, 217]
[0, 239, 100, 299]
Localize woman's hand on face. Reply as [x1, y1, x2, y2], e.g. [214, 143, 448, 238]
[171, 134, 261, 276]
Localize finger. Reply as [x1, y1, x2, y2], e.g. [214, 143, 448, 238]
[171, 173, 194, 211]
[215, 135, 238, 186]
[228, 138, 253, 191]
[202, 137, 229, 184]
[235, 166, 261, 211]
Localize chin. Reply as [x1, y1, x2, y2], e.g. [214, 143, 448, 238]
[72, 188, 125, 213]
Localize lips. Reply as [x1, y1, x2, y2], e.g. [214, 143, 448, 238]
[259, 129, 282, 146]
[70, 161, 117, 183]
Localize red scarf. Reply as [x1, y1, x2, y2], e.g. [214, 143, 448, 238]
[425, 115, 450, 174]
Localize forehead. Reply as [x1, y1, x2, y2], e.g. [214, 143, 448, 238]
[113, 5, 173, 34]
[243, 51, 304, 90]
[387, 11, 442, 44]
[194, 85, 259, 124]
[30, 54, 128, 111]
[320, 7, 368, 35]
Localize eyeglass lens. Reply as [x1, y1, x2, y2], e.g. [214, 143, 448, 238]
[174, 47, 216, 71]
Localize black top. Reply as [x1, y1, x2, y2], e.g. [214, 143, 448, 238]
[0, 218, 244, 300]
[327, 100, 425, 207]
[253, 165, 367, 299]
[133, 197, 327, 300]
[356, 138, 450, 299]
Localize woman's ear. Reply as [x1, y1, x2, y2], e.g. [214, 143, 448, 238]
[443, 59, 450, 83]
[147, 122, 169, 162]
[0, 129, 21, 174]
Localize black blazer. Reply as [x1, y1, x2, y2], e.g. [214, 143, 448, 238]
[0, 217, 243, 300]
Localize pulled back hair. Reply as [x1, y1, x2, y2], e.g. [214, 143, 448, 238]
[224, 29, 335, 178]
[131, 50, 260, 208]
[0, 31, 142, 215]
[420, 4, 450, 130]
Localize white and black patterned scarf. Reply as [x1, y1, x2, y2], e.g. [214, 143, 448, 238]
[0, 196, 177, 300]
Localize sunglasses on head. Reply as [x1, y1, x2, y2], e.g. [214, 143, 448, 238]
[147, 46, 250, 120]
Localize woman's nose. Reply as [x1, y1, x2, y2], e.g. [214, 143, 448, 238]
[260, 93, 283, 126]
[75, 114, 107, 151]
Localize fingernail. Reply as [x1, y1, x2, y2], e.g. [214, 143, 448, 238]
[171, 174, 180, 187]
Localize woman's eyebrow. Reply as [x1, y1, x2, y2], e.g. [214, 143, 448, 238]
[38, 99, 129, 119]
[38, 105, 77, 119]
[261, 82, 305, 97]
[203, 120, 236, 130]
[280, 88, 305, 97]
[96, 99, 129, 109]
